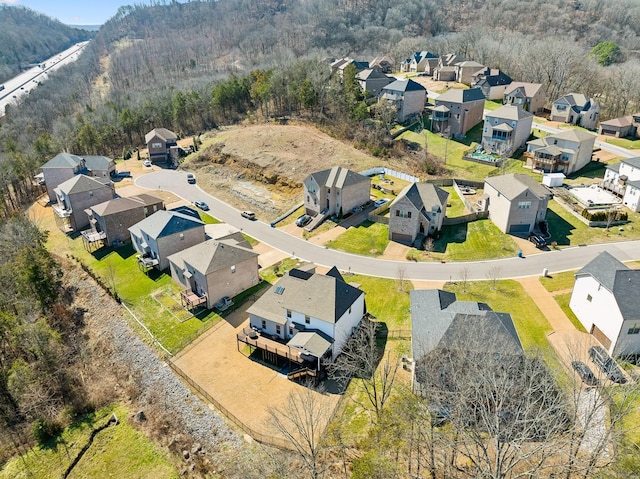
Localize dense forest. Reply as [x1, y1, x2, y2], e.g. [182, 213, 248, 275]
[0, 6, 94, 83]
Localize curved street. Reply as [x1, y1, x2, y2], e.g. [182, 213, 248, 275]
[136, 170, 640, 281]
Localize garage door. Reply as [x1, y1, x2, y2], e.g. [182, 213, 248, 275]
[600, 129, 616, 137]
[508, 224, 530, 234]
[391, 233, 413, 244]
[591, 324, 612, 350]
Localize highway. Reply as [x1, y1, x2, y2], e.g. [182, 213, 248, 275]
[136, 170, 640, 281]
[0, 41, 89, 117]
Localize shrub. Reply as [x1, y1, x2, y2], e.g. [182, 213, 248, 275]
[581, 209, 628, 222]
[31, 418, 62, 445]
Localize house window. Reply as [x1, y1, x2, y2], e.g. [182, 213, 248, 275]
[307, 195, 310, 203]
[261, 320, 266, 330]
[518, 201, 531, 209]
[628, 324, 640, 335]
[276, 325, 281, 335]
[397, 210, 411, 218]
[287, 309, 292, 318]
[587, 294, 592, 302]
[231, 265, 236, 274]
[305, 315, 310, 324]
[289, 325, 294, 336]
[349, 306, 352, 314]
[144, 207, 148, 215]
[151, 142, 162, 148]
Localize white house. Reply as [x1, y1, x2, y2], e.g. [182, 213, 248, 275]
[550, 93, 600, 130]
[570, 251, 640, 357]
[601, 157, 640, 212]
[247, 266, 365, 363]
[525, 129, 596, 175]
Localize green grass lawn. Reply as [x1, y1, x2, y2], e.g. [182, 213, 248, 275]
[553, 293, 587, 333]
[484, 100, 503, 111]
[347, 275, 411, 330]
[606, 137, 640, 149]
[0, 404, 177, 479]
[326, 221, 389, 256]
[539, 270, 576, 292]
[442, 186, 468, 217]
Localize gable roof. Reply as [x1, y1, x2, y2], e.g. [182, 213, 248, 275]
[436, 87, 485, 104]
[554, 93, 595, 113]
[89, 194, 163, 217]
[576, 251, 640, 320]
[549, 129, 596, 143]
[357, 68, 390, 81]
[306, 166, 370, 189]
[487, 104, 534, 121]
[620, 157, 640, 169]
[42, 152, 84, 169]
[145, 128, 177, 144]
[167, 238, 257, 276]
[504, 82, 543, 97]
[411, 289, 523, 360]
[392, 182, 449, 219]
[128, 209, 204, 240]
[599, 115, 634, 128]
[287, 332, 332, 358]
[382, 79, 426, 93]
[455, 60, 484, 68]
[55, 174, 112, 195]
[484, 173, 550, 201]
[82, 155, 114, 171]
[246, 267, 364, 326]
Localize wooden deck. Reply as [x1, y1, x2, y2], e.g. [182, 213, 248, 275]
[237, 328, 304, 364]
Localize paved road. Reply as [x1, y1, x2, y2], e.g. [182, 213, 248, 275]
[136, 170, 640, 281]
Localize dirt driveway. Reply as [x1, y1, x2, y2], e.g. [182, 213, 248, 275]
[171, 297, 341, 443]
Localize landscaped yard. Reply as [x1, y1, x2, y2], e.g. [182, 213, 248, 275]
[0, 404, 177, 479]
[441, 186, 468, 217]
[346, 274, 411, 331]
[539, 270, 576, 292]
[326, 221, 389, 256]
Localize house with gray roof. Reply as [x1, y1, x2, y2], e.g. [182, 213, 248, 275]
[53, 174, 115, 232]
[145, 128, 178, 163]
[378, 79, 427, 122]
[481, 105, 534, 157]
[471, 68, 513, 100]
[388, 183, 449, 245]
[303, 166, 371, 223]
[168, 238, 259, 310]
[503, 82, 546, 114]
[483, 173, 551, 234]
[246, 266, 365, 365]
[83, 194, 165, 248]
[370, 55, 393, 74]
[602, 156, 640, 212]
[41, 152, 116, 201]
[129, 209, 205, 271]
[454, 61, 485, 85]
[598, 113, 640, 138]
[550, 93, 600, 130]
[432, 87, 485, 136]
[356, 68, 392, 96]
[525, 129, 595, 175]
[411, 289, 523, 395]
[570, 251, 640, 357]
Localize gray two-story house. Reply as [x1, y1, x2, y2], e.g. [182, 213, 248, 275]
[303, 166, 371, 219]
[41, 152, 115, 202]
[432, 87, 485, 136]
[53, 174, 116, 232]
[481, 105, 534, 157]
[378, 79, 427, 122]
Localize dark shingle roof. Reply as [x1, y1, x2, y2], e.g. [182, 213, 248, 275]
[145, 128, 177, 144]
[484, 173, 550, 201]
[42, 152, 84, 169]
[56, 174, 112, 195]
[383, 79, 426, 93]
[167, 239, 257, 276]
[392, 182, 449, 220]
[90, 194, 163, 216]
[128, 210, 204, 240]
[307, 166, 370, 189]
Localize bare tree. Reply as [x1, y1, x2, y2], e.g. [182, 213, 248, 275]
[459, 267, 470, 293]
[424, 237, 434, 254]
[269, 384, 333, 479]
[485, 266, 501, 291]
[397, 266, 407, 292]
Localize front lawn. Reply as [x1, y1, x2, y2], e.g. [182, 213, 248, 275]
[606, 137, 640, 150]
[326, 221, 389, 256]
[539, 270, 576, 292]
[553, 292, 587, 333]
[347, 275, 412, 330]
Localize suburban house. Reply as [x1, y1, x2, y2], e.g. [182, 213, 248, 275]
[370, 55, 394, 74]
[433, 66, 456, 82]
[431, 87, 485, 136]
[83, 194, 165, 248]
[303, 166, 371, 222]
[454, 61, 485, 85]
[524, 129, 596, 175]
[41, 152, 116, 202]
[52, 174, 115, 232]
[400, 51, 438, 74]
[481, 105, 534, 157]
[569, 251, 640, 357]
[129, 209, 206, 271]
[378, 79, 427, 122]
[601, 156, 640, 212]
[356, 68, 392, 96]
[598, 113, 640, 138]
[550, 93, 600, 130]
[411, 289, 523, 396]
[168, 238, 259, 310]
[388, 182, 449, 245]
[332, 58, 369, 78]
[483, 173, 551, 234]
[145, 128, 178, 162]
[245, 265, 365, 367]
[503, 82, 546, 114]
[471, 68, 513, 100]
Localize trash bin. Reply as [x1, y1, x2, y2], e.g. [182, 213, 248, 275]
[542, 268, 549, 277]
[517, 250, 523, 258]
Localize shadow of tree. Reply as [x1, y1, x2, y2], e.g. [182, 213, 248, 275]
[545, 208, 575, 246]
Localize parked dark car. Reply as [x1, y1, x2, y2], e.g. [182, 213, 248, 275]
[588, 346, 627, 384]
[528, 233, 546, 248]
[295, 214, 312, 227]
[187, 173, 196, 184]
[571, 360, 598, 386]
[112, 170, 131, 178]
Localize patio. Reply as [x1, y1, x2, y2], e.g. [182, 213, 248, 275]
[570, 184, 621, 208]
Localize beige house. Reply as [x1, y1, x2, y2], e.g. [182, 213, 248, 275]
[481, 105, 534, 157]
[378, 79, 427, 122]
[303, 166, 371, 219]
[52, 174, 115, 232]
[550, 93, 600, 130]
[129, 209, 205, 271]
[525, 129, 595, 175]
[83, 194, 165, 248]
[357, 69, 392, 96]
[388, 183, 449, 245]
[370, 55, 394, 74]
[400, 51, 438, 74]
[472, 68, 513, 100]
[503, 82, 546, 114]
[145, 128, 178, 162]
[598, 113, 640, 138]
[454, 61, 485, 86]
[432, 87, 485, 136]
[483, 173, 551, 234]
[168, 238, 259, 310]
[41, 152, 115, 202]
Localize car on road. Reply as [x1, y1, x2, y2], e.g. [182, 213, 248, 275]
[194, 200, 209, 211]
[112, 170, 131, 178]
[241, 211, 256, 220]
[187, 173, 196, 184]
[143, 159, 151, 167]
[295, 214, 312, 227]
[571, 361, 598, 386]
[588, 346, 627, 384]
[374, 198, 389, 208]
[528, 233, 546, 248]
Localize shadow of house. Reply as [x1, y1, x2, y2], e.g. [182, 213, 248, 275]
[544, 208, 575, 246]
